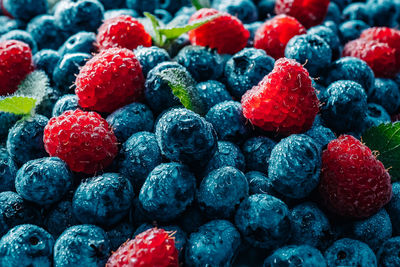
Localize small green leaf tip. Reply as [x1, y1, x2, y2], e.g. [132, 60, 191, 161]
[143, 12, 164, 46]
[0, 96, 37, 115]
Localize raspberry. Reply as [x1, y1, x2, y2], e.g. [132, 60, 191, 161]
[319, 135, 392, 219]
[241, 58, 319, 135]
[188, 8, 249, 55]
[0, 40, 33, 96]
[254, 14, 306, 59]
[97, 15, 152, 51]
[43, 109, 118, 174]
[106, 228, 179, 267]
[75, 48, 144, 113]
[343, 39, 397, 78]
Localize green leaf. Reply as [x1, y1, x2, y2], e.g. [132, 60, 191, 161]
[0, 96, 37, 115]
[363, 122, 400, 181]
[143, 12, 164, 46]
[191, 0, 211, 10]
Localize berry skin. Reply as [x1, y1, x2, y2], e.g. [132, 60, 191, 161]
[107, 227, 179, 267]
[0, 112, 20, 144]
[44, 201, 79, 238]
[33, 49, 60, 80]
[216, 0, 258, 24]
[0, 40, 34, 96]
[319, 135, 392, 218]
[367, 0, 399, 27]
[263, 245, 327, 267]
[104, 9, 139, 20]
[0, 148, 16, 192]
[242, 136, 276, 173]
[368, 78, 400, 115]
[106, 222, 135, 252]
[386, 183, 400, 235]
[0, 29, 37, 53]
[203, 141, 245, 176]
[275, 0, 330, 28]
[96, 15, 152, 51]
[134, 46, 171, 77]
[245, 171, 276, 196]
[195, 80, 232, 112]
[58, 31, 97, 57]
[308, 25, 342, 60]
[75, 48, 144, 113]
[305, 125, 336, 150]
[52, 94, 79, 117]
[241, 58, 319, 135]
[43, 109, 118, 174]
[2, 0, 47, 21]
[188, 8, 249, 54]
[342, 3, 371, 24]
[377, 237, 400, 267]
[364, 103, 391, 128]
[36, 86, 61, 118]
[338, 20, 369, 44]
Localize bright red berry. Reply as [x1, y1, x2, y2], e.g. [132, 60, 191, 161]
[343, 39, 397, 78]
[241, 58, 319, 135]
[43, 109, 118, 174]
[319, 135, 392, 219]
[0, 40, 34, 96]
[275, 0, 330, 28]
[75, 48, 145, 113]
[188, 8, 249, 54]
[106, 228, 179, 267]
[254, 14, 306, 60]
[96, 15, 152, 51]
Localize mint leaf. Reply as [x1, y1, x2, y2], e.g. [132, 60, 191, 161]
[191, 0, 211, 10]
[143, 12, 164, 46]
[363, 122, 400, 181]
[0, 96, 37, 115]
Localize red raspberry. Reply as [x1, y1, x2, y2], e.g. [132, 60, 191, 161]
[319, 135, 392, 219]
[106, 228, 179, 267]
[188, 8, 249, 54]
[241, 58, 319, 135]
[275, 0, 330, 28]
[343, 39, 397, 78]
[0, 40, 34, 96]
[254, 14, 306, 60]
[43, 109, 118, 174]
[75, 48, 144, 113]
[96, 15, 152, 51]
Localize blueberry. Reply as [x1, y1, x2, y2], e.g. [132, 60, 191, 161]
[0, 30, 38, 53]
[52, 94, 80, 117]
[185, 220, 241, 267]
[0, 16, 18, 35]
[104, 9, 139, 20]
[0, 148, 16, 192]
[368, 78, 400, 115]
[342, 3, 371, 24]
[324, 2, 341, 24]
[217, 0, 258, 23]
[73, 173, 134, 226]
[6, 115, 48, 168]
[44, 201, 79, 239]
[377, 237, 400, 267]
[268, 134, 321, 199]
[263, 245, 327, 267]
[58, 31, 96, 57]
[324, 238, 377, 267]
[203, 141, 245, 176]
[308, 26, 341, 60]
[367, 0, 399, 27]
[245, 171, 275, 195]
[242, 136, 276, 173]
[53, 225, 111, 267]
[224, 48, 274, 99]
[97, 0, 124, 10]
[106, 222, 134, 251]
[175, 46, 224, 82]
[235, 194, 291, 249]
[257, 0, 276, 20]
[386, 182, 400, 235]
[322, 20, 339, 35]
[36, 87, 61, 118]
[139, 163, 196, 222]
[167, 34, 191, 58]
[118, 131, 162, 189]
[331, 0, 351, 10]
[244, 22, 263, 46]
[2, 0, 47, 21]
[26, 15, 68, 50]
[195, 80, 232, 112]
[126, 0, 189, 14]
[0, 224, 54, 267]
[339, 20, 369, 44]
[154, 9, 173, 24]
[0, 112, 20, 144]
[305, 125, 336, 149]
[156, 108, 217, 168]
[33, 49, 60, 80]
[364, 103, 391, 128]
[135, 46, 171, 77]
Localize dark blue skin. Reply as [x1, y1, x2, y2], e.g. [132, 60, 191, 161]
[263, 245, 327, 267]
[44, 201, 79, 239]
[177, 204, 207, 234]
[33, 49, 60, 80]
[224, 48, 274, 99]
[197, 166, 249, 219]
[308, 26, 341, 60]
[2, 0, 47, 21]
[257, 0, 276, 20]
[52, 94, 80, 117]
[185, 220, 241, 267]
[322, 20, 339, 35]
[167, 33, 191, 58]
[0, 148, 16, 192]
[305, 125, 336, 150]
[364, 103, 391, 128]
[118, 131, 162, 190]
[320, 80, 368, 133]
[268, 134, 321, 199]
[135, 46, 171, 77]
[126, 0, 189, 14]
[235, 194, 291, 249]
[285, 34, 332, 77]
[325, 238, 377, 267]
[107, 103, 154, 144]
[104, 9, 139, 20]
[154, 9, 173, 24]
[0, 16, 19, 36]
[324, 2, 341, 24]
[73, 173, 134, 227]
[0, 112, 20, 144]
[36, 86, 61, 118]
[342, 3, 372, 24]
[106, 222, 134, 251]
[245, 171, 276, 196]
[195, 80, 232, 113]
[0, 30, 38, 53]
[97, 0, 124, 10]
[0, 224, 54, 267]
[339, 20, 369, 44]
[139, 162, 196, 222]
[245, 21, 263, 46]
[331, 0, 352, 10]
[53, 53, 91, 93]
[377, 237, 400, 267]
[216, 0, 258, 23]
[385, 183, 400, 235]
[367, 0, 399, 27]
[15, 157, 73, 205]
[205, 101, 250, 144]
[368, 78, 400, 115]
[203, 141, 245, 176]
[175, 46, 224, 82]
[156, 108, 217, 168]
[6, 115, 48, 168]
[53, 224, 111, 267]
[242, 136, 276, 173]
[58, 31, 96, 57]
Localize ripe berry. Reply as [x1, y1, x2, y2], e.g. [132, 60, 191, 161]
[319, 135, 392, 219]
[254, 14, 306, 60]
[75, 48, 144, 113]
[264, 245, 326, 266]
[96, 15, 152, 51]
[106, 227, 179, 267]
[188, 8, 249, 54]
[43, 109, 118, 174]
[241, 58, 319, 135]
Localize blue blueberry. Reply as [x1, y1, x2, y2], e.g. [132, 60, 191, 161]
[0, 148, 16, 192]
[33, 49, 60, 80]
[324, 2, 341, 24]
[377, 237, 400, 267]
[364, 103, 391, 128]
[368, 78, 400, 115]
[195, 80, 232, 112]
[53, 225, 111, 267]
[235, 194, 291, 249]
[217, 0, 258, 23]
[126, 0, 189, 14]
[104, 9, 139, 20]
[167, 33, 191, 58]
[331, 0, 351, 10]
[197, 166, 248, 219]
[106, 222, 134, 251]
[135, 46, 171, 77]
[367, 0, 399, 27]
[0, 224, 54, 267]
[386, 182, 400, 235]
[36, 86, 61, 118]
[203, 141, 245, 176]
[44, 201, 79, 238]
[0, 30, 38, 53]
[268, 134, 321, 199]
[97, 0, 124, 10]
[154, 9, 173, 24]
[258, 0, 276, 20]
[342, 3, 371, 24]
[73, 173, 134, 226]
[2, 0, 47, 21]
[307, 26, 341, 60]
[58, 31, 96, 57]
[339, 20, 369, 44]
[139, 163, 196, 222]
[324, 238, 377, 267]
[245, 171, 275, 196]
[185, 220, 241, 267]
[26, 15, 68, 50]
[6, 115, 48, 168]
[242, 136, 276, 173]
[244, 22, 263, 46]
[0, 16, 18, 36]
[0, 112, 20, 144]
[52, 94, 80, 117]
[224, 48, 274, 99]
[305, 125, 336, 149]
[322, 20, 339, 35]
[263, 245, 327, 267]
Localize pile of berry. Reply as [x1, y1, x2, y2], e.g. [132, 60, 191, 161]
[1, 0, 400, 266]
